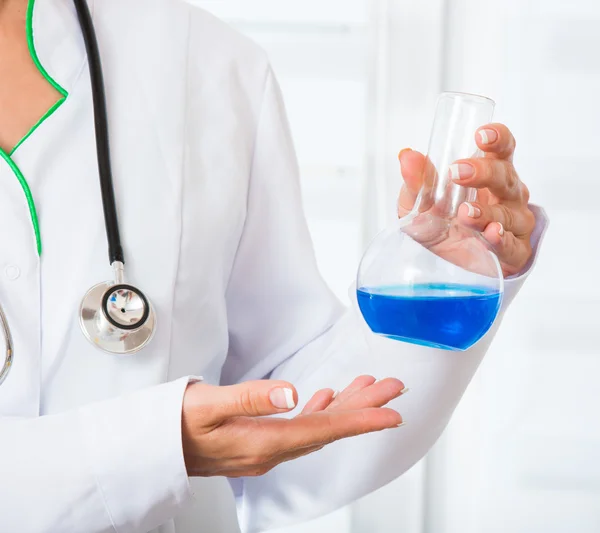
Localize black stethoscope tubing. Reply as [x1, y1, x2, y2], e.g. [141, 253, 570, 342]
[73, 0, 124, 266]
[72, 0, 155, 355]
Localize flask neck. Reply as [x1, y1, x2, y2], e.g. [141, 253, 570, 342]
[413, 92, 494, 220]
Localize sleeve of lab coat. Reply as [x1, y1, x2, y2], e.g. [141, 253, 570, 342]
[0, 377, 193, 533]
[222, 66, 549, 533]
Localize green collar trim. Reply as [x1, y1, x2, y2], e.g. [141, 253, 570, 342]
[0, 0, 70, 256]
[0, 151, 42, 255]
[25, 0, 69, 100]
[9, 98, 66, 156]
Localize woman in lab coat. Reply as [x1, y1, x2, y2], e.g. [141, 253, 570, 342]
[0, 0, 546, 532]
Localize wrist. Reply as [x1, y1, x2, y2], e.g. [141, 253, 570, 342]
[181, 381, 207, 475]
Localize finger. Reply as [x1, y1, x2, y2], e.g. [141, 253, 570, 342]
[398, 149, 424, 210]
[458, 202, 536, 238]
[450, 158, 524, 203]
[262, 409, 403, 456]
[278, 408, 403, 450]
[475, 123, 516, 161]
[398, 150, 437, 214]
[330, 378, 407, 411]
[213, 407, 403, 476]
[233, 408, 410, 478]
[328, 375, 376, 409]
[482, 222, 532, 275]
[301, 389, 336, 415]
[197, 381, 298, 424]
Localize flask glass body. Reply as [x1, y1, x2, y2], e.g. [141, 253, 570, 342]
[357, 93, 504, 351]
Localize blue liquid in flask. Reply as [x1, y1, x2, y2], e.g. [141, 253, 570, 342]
[357, 283, 502, 351]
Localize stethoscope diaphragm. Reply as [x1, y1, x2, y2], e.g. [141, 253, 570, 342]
[80, 278, 156, 355]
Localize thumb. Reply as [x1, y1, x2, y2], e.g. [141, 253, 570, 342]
[207, 380, 298, 423]
[398, 149, 436, 214]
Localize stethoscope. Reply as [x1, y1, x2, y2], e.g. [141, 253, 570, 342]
[0, 0, 155, 386]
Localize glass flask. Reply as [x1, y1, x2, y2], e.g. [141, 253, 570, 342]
[357, 92, 504, 351]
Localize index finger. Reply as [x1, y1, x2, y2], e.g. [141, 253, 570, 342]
[476, 123, 516, 161]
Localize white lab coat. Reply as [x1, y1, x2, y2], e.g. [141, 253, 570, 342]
[0, 1, 547, 532]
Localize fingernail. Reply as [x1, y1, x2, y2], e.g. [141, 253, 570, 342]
[450, 163, 475, 181]
[478, 128, 498, 145]
[498, 223, 505, 237]
[398, 148, 412, 159]
[396, 422, 407, 428]
[463, 202, 481, 218]
[270, 388, 296, 409]
[400, 387, 410, 395]
[332, 390, 339, 399]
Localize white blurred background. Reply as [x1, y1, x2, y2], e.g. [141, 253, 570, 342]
[193, 1, 599, 532]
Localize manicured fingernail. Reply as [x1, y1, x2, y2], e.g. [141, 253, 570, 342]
[396, 422, 407, 428]
[498, 223, 505, 237]
[463, 202, 481, 218]
[332, 390, 339, 399]
[450, 163, 475, 181]
[270, 388, 296, 409]
[400, 387, 410, 395]
[478, 128, 498, 145]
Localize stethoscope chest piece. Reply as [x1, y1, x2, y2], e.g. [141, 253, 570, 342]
[73, 0, 157, 357]
[80, 278, 156, 355]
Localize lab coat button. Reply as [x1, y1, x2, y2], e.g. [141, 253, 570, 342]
[5, 265, 21, 280]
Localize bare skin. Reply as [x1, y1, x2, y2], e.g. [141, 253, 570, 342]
[0, 0, 62, 153]
[182, 377, 406, 477]
[398, 126, 536, 276]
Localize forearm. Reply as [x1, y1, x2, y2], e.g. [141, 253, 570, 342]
[232, 298, 501, 533]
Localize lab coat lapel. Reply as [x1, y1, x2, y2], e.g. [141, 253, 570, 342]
[30, 0, 89, 91]
[20, 91, 107, 387]
[13, 0, 101, 387]
[0, 157, 42, 416]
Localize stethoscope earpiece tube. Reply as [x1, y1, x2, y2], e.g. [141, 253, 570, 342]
[73, 0, 124, 265]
